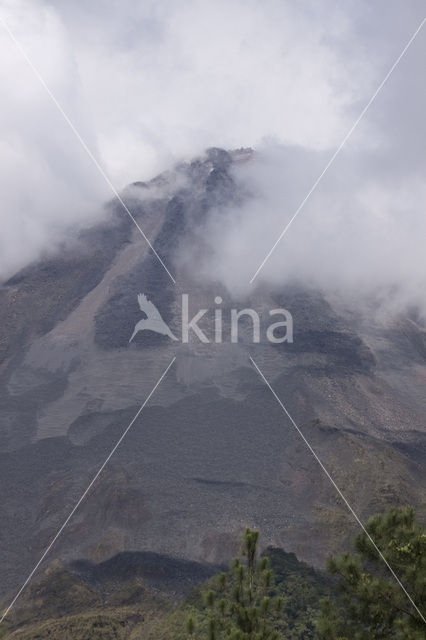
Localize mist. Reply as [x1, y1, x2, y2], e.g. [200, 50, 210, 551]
[187, 137, 426, 314]
[0, 0, 425, 306]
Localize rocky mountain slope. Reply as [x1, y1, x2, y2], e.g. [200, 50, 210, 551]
[0, 148, 425, 600]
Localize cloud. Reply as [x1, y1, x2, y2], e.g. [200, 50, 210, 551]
[186, 140, 426, 314]
[50, 0, 363, 179]
[0, 0, 424, 296]
[0, 0, 109, 277]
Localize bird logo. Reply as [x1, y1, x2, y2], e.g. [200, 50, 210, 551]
[129, 293, 178, 343]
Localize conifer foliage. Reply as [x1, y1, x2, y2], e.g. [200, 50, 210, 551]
[316, 507, 426, 639]
[189, 528, 285, 639]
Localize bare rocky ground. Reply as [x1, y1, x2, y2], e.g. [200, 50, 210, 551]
[0, 148, 425, 599]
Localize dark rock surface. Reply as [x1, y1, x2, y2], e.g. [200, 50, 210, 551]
[0, 148, 425, 599]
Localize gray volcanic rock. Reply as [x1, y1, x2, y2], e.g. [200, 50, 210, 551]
[0, 148, 425, 599]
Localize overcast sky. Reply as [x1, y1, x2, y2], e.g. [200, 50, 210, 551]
[0, 0, 425, 307]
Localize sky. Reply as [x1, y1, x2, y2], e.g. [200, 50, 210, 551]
[0, 0, 425, 308]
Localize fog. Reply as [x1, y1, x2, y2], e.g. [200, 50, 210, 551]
[0, 0, 425, 308]
[189, 139, 426, 312]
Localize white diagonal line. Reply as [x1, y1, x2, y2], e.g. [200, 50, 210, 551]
[0, 16, 175, 284]
[249, 356, 426, 624]
[249, 17, 426, 284]
[0, 356, 176, 624]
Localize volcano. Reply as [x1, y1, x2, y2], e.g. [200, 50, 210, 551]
[0, 147, 425, 598]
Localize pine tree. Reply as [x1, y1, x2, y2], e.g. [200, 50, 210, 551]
[188, 527, 286, 639]
[316, 506, 426, 639]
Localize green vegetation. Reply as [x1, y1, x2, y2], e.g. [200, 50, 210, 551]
[0, 546, 329, 639]
[181, 528, 333, 639]
[317, 507, 426, 639]
[193, 528, 286, 639]
[0, 569, 169, 640]
[0, 508, 424, 639]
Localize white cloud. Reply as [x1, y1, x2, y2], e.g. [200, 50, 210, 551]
[186, 139, 426, 312]
[0, 0, 108, 277]
[0, 0, 424, 297]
